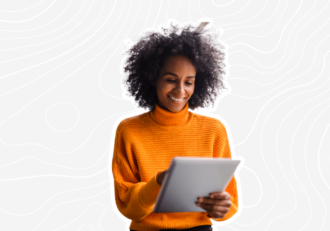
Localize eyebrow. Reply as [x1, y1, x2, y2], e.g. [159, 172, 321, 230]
[163, 72, 195, 78]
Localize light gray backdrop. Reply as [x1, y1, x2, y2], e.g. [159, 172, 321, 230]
[0, 0, 329, 230]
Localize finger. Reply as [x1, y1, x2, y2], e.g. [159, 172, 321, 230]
[209, 191, 230, 199]
[208, 211, 226, 219]
[196, 203, 230, 214]
[197, 197, 232, 207]
[209, 191, 231, 200]
[198, 204, 230, 219]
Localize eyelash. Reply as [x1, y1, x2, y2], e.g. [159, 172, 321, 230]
[167, 80, 193, 85]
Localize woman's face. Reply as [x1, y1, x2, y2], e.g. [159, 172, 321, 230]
[155, 55, 196, 112]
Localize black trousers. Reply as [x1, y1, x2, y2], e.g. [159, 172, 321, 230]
[130, 225, 212, 231]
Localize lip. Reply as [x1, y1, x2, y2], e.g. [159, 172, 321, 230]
[168, 95, 186, 103]
[168, 95, 186, 100]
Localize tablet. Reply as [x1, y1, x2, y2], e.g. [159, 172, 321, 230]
[153, 157, 240, 213]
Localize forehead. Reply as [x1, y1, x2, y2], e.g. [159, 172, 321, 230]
[161, 55, 196, 73]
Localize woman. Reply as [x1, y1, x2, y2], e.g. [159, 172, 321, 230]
[112, 21, 238, 231]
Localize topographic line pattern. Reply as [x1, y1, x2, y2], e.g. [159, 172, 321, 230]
[0, 0, 329, 230]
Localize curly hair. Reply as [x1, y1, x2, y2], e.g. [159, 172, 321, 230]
[122, 21, 228, 111]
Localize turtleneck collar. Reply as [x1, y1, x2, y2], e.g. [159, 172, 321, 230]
[149, 102, 190, 126]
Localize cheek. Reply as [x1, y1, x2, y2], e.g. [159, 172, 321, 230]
[156, 87, 166, 100]
[157, 84, 171, 95]
[189, 85, 195, 96]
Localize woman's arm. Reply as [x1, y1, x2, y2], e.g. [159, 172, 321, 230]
[112, 124, 162, 221]
[208, 120, 239, 221]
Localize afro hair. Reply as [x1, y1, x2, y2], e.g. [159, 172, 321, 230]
[122, 21, 228, 111]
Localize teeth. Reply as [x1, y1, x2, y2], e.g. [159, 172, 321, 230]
[169, 96, 184, 102]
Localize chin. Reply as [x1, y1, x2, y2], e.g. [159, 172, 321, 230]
[165, 102, 187, 112]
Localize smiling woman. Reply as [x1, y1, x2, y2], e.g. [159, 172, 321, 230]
[155, 55, 196, 112]
[112, 20, 238, 231]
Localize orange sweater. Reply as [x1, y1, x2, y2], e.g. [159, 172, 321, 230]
[112, 102, 238, 230]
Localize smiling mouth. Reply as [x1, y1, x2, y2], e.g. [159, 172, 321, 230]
[168, 95, 186, 102]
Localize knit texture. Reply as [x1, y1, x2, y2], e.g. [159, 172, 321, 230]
[112, 102, 238, 231]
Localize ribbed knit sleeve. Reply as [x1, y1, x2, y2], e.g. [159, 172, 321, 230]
[208, 119, 239, 221]
[112, 122, 162, 221]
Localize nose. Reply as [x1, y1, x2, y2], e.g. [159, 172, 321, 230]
[174, 81, 185, 95]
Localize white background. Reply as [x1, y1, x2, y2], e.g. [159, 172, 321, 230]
[0, 0, 329, 230]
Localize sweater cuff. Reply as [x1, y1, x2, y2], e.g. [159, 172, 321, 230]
[138, 170, 162, 209]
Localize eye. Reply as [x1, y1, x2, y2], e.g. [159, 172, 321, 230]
[166, 79, 193, 85]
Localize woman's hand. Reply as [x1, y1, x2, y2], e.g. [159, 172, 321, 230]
[196, 191, 232, 219]
[156, 170, 167, 185]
